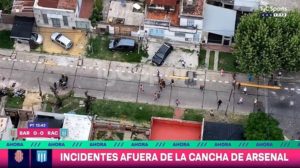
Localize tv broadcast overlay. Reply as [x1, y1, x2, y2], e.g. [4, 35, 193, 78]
[0, 141, 300, 168]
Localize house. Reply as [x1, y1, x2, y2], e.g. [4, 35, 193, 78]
[0, 116, 14, 140]
[149, 117, 204, 140]
[10, 16, 35, 43]
[106, 1, 144, 36]
[33, 0, 93, 30]
[143, 0, 204, 43]
[202, 121, 244, 140]
[202, 4, 237, 45]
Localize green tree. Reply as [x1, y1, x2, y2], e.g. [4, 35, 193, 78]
[234, 10, 300, 76]
[0, 0, 12, 13]
[245, 111, 284, 140]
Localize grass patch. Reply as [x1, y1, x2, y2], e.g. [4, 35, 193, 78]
[198, 49, 206, 68]
[208, 51, 215, 70]
[116, 132, 124, 140]
[86, 35, 147, 62]
[45, 95, 84, 113]
[183, 109, 204, 122]
[218, 52, 238, 72]
[5, 96, 24, 109]
[77, 99, 173, 123]
[0, 30, 14, 49]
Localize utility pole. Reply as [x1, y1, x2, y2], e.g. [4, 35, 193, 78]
[37, 77, 43, 101]
[137, 22, 141, 54]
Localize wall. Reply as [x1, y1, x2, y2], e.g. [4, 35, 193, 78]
[179, 17, 203, 29]
[33, 7, 76, 29]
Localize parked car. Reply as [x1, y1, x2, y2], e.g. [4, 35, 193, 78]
[51, 32, 73, 50]
[31, 33, 43, 44]
[109, 38, 136, 51]
[152, 43, 173, 66]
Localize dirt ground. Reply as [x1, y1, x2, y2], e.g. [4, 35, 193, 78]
[37, 27, 88, 57]
[22, 92, 42, 111]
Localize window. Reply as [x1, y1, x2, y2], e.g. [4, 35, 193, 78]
[187, 19, 194, 27]
[63, 16, 68, 26]
[42, 14, 48, 24]
[175, 32, 185, 37]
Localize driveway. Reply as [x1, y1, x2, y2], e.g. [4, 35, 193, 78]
[38, 27, 88, 57]
[145, 38, 199, 69]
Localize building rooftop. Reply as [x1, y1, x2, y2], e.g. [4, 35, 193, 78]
[149, 117, 203, 140]
[146, 4, 180, 26]
[62, 114, 92, 140]
[12, 0, 35, 13]
[182, 0, 205, 16]
[107, 1, 144, 26]
[37, 0, 77, 10]
[146, 0, 177, 7]
[203, 121, 244, 140]
[79, 0, 93, 19]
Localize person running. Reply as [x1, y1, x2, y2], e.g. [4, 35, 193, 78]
[232, 80, 236, 89]
[170, 79, 174, 87]
[139, 84, 144, 93]
[162, 80, 166, 88]
[237, 82, 241, 90]
[238, 97, 244, 104]
[175, 99, 180, 106]
[154, 92, 158, 101]
[220, 69, 224, 76]
[217, 99, 222, 110]
[243, 87, 247, 95]
[232, 73, 236, 80]
[53, 82, 57, 90]
[200, 85, 204, 91]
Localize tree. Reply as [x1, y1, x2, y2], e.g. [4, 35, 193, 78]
[244, 111, 284, 140]
[0, 0, 12, 13]
[234, 10, 300, 76]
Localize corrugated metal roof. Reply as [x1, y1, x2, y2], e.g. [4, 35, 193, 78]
[203, 4, 237, 37]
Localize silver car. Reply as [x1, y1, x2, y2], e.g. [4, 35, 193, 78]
[50, 32, 73, 50]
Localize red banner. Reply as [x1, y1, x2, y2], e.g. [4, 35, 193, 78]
[17, 128, 60, 138]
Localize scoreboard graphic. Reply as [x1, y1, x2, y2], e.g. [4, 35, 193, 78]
[0, 141, 300, 168]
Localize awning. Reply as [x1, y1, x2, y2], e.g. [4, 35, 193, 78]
[203, 4, 237, 37]
[10, 16, 35, 40]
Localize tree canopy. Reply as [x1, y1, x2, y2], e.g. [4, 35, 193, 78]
[234, 10, 300, 76]
[244, 111, 284, 140]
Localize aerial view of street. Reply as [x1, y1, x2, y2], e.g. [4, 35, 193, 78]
[0, 0, 299, 142]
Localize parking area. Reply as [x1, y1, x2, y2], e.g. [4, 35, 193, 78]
[38, 27, 88, 57]
[145, 38, 199, 69]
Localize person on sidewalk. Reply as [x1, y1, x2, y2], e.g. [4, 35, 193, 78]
[221, 69, 224, 76]
[157, 90, 161, 99]
[210, 109, 214, 117]
[238, 97, 244, 104]
[175, 99, 180, 106]
[139, 84, 144, 93]
[217, 99, 222, 110]
[170, 79, 174, 87]
[243, 87, 247, 95]
[200, 85, 204, 91]
[232, 73, 236, 80]
[232, 80, 236, 89]
[254, 98, 257, 104]
[154, 92, 158, 101]
[237, 82, 241, 90]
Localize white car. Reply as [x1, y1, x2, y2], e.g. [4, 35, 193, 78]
[50, 32, 73, 50]
[31, 33, 43, 44]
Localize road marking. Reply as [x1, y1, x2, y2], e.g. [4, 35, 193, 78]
[297, 89, 300, 91]
[102, 68, 106, 71]
[26, 60, 30, 63]
[127, 71, 131, 73]
[82, 66, 86, 69]
[89, 67, 93, 70]
[95, 68, 99, 70]
[8, 58, 12, 61]
[224, 81, 229, 84]
[13, 59, 17, 62]
[38, 61, 43, 64]
[69, 65, 74, 68]
[109, 69, 113, 72]
[212, 80, 216, 82]
[218, 81, 223, 83]
[32, 61, 36, 64]
[198, 78, 203, 81]
[290, 88, 295, 91]
[19, 60, 24, 62]
[153, 74, 156, 76]
[206, 79, 210, 82]
[1, 58, 6, 60]
[121, 70, 125, 73]
[115, 69, 119, 72]
[194, 78, 198, 81]
[284, 87, 289, 90]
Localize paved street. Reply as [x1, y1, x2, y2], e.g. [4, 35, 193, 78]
[0, 49, 299, 139]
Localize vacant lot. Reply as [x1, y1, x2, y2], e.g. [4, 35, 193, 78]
[0, 30, 14, 49]
[218, 52, 238, 72]
[86, 35, 147, 62]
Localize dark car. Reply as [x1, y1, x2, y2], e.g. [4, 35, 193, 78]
[152, 43, 173, 66]
[109, 38, 136, 51]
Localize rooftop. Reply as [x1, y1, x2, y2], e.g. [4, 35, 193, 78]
[149, 117, 203, 140]
[10, 16, 35, 40]
[12, 0, 35, 13]
[182, 0, 205, 16]
[146, 0, 177, 7]
[146, 4, 180, 26]
[37, 0, 77, 10]
[203, 122, 244, 140]
[79, 0, 93, 18]
[62, 114, 92, 140]
[107, 1, 144, 26]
